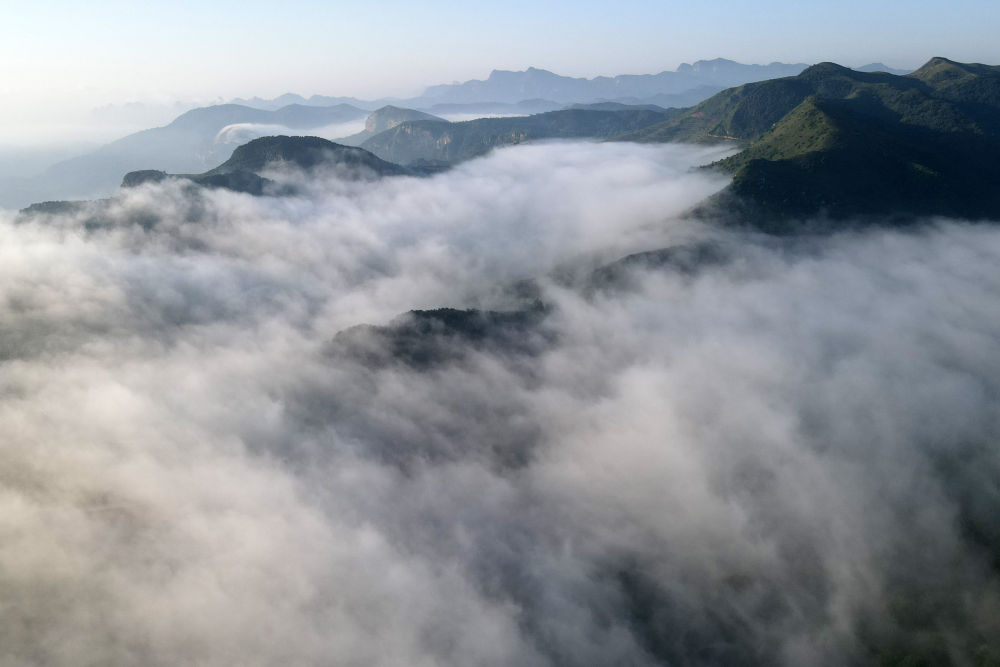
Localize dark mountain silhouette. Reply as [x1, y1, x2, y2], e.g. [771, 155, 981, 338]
[619, 57, 1000, 230]
[329, 303, 551, 370]
[360, 108, 678, 165]
[120, 135, 410, 194]
[19, 136, 413, 221]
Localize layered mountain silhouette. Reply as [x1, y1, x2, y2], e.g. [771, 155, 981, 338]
[359, 108, 677, 165]
[411, 60, 810, 106]
[621, 57, 1000, 229]
[233, 60, 814, 110]
[0, 104, 368, 208]
[230, 93, 379, 111]
[21, 136, 411, 220]
[0, 59, 858, 208]
[421, 100, 563, 116]
[856, 62, 913, 75]
[11, 57, 988, 232]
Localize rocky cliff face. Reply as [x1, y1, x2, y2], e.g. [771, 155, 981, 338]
[364, 106, 445, 135]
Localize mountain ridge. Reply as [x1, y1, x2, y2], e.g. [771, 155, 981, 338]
[120, 135, 410, 194]
[622, 57, 1000, 229]
[0, 103, 370, 208]
[360, 108, 677, 165]
[230, 59, 814, 110]
[338, 106, 448, 146]
[19, 135, 413, 221]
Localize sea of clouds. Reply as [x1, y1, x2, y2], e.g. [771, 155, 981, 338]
[1, 141, 998, 666]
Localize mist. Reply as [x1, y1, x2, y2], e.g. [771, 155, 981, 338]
[215, 120, 370, 148]
[2, 141, 999, 666]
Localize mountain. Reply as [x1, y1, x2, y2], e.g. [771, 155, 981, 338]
[230, 93, 385, 111]
[617, 57, 1000, 230]
[203, 135, 408, 179]
[21, 136, 411, 222]
[230, 60, 808, 113]
[418, 60, 809, 105]
[330, 304, 550, 370]
[120, 135, 409, 194]
[568, 102, 669, 112]
[0, 103, 369, 208]
[338, 106, 448, 146]
[856, 62, 913, 75]
[360, 108, 678, 166]
[422, 100, 563, 116]
[610, 85, 727, 109]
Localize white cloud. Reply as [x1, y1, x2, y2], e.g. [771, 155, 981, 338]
[2, 142, 999, 665]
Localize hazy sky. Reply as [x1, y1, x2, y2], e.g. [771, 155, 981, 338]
[1, 0, 998, 141]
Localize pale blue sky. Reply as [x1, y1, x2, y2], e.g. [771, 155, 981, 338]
[1, 0, 998, 136]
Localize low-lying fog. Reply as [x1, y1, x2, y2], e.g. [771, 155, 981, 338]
[2, 141, 998, 666]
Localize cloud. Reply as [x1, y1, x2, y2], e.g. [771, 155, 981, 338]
[2, 141, 999, 665]
[215, 119, 369, 147]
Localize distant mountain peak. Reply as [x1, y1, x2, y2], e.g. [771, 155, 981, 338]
[487, 66, 559, 81]
[117, 135, 411, 197]
[923, 56, 959, 68]
[800, 62, 853, 78]
[677, 58, 740, 72]
[363, 106, 445, 135]
[423, 60, 810, 105]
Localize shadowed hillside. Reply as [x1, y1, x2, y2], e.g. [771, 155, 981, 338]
[361, 108, 680, 165]
[621, 58, 1000, 229]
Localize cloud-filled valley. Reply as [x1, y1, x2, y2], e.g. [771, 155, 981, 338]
[2, 141, 1000, 666]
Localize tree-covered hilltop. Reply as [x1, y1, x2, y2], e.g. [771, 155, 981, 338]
[201, 135, 408, 177]
[359, 108, 679, 165]
[118, 135, 411, 195]
[619, 58, 1000, 229]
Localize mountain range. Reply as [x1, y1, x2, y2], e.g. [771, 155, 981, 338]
[619, 57, 1000, 228]
[13, 57, 991, 234]
[359, 108, 677, 166]
[3, 59, 827, 209]
[20, 135, 413, 221]
[236, 59, 821, 110]
[0, 103, 369, 208]
[231, 60, 913, 112]
[418, 60, 810, 105]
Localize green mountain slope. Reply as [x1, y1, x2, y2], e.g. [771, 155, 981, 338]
[360, 109, 678, 165]
[201, 135, 408, 178]
[115, 136, 409, 196]
[623, 58, 1000, 228]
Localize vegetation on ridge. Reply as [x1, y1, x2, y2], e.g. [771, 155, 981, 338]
[621, 57, 1000, 229]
